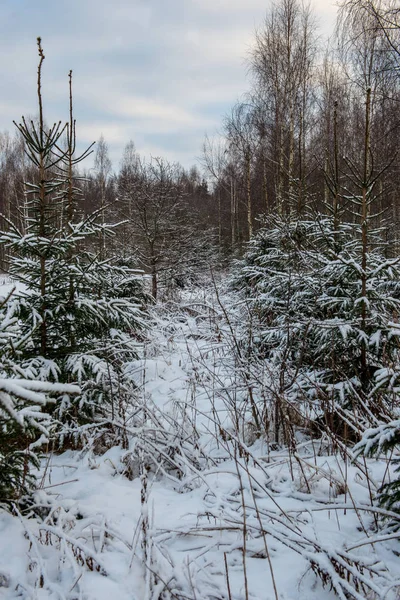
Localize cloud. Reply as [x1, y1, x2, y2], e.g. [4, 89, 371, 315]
[0, 0, 338, 169]
[96, 95, 200, 128]
[192, 0, 267, 11]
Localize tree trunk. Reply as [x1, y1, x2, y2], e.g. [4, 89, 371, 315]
[360, 87, 372, 385]
[150, 242, 157, 300]
[246, 153, 252, 239]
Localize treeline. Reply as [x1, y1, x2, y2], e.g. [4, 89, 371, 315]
[203, 0, 400, 246]
[0, 131, 216, 299]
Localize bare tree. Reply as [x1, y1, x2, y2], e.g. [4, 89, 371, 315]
[201, 134, 236, 247]
[118, 154, 185, 299]
[339, 0, 400, 66]
[250, 0, 318, 214]
[224, 103, 258, 239]
[94, 135, 112, 258]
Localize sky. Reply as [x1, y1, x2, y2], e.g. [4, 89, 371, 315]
[0, 0, 337, 172]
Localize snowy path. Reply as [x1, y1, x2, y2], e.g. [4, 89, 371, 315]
[1, 287, 400, 599]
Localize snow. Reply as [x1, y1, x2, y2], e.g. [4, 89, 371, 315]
[1, 283, 400, 599]
[0, 275, 25, 300]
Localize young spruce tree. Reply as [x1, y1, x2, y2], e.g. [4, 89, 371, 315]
[1, 39, 147, 445]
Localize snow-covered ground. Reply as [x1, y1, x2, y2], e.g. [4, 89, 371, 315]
[1, 282, 400, 600]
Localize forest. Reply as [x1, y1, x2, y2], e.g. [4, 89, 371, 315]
[0, 0, 400, 598]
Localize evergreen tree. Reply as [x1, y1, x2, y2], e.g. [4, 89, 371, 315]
[237, 213, 400, 436]
[0, 289, 79, 507]
[0, 39, 147, 444]
[355, 418, 400, 529]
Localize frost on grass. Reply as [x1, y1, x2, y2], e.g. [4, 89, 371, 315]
[1, 279, 400, 600]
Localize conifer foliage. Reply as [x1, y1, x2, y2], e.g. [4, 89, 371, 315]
[0, 285, 80, 507]
[238, 213, 400, 433]
[0, 38, 147, 503]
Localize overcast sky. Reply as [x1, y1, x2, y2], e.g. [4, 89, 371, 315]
[0, 0, 337, 171]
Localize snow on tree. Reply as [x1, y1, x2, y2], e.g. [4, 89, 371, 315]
[236, 213, 400, 438]
[0, 39, 148, 445]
